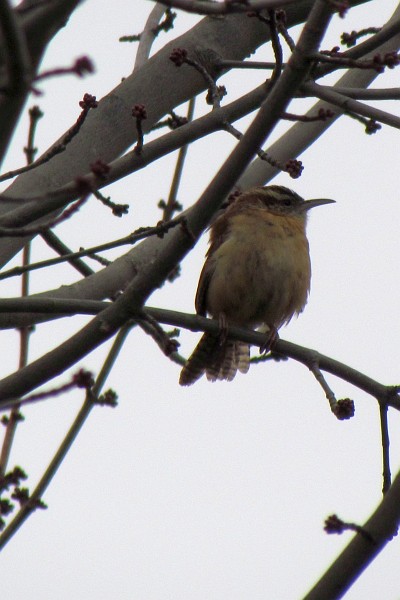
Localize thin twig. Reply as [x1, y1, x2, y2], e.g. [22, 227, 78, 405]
[170, 48, 226, 109]
[308, 359, 355, 420]
[0, 217, 186, 281]
[0, 81, 272, 229]
[0, 94, 98, 184]
[379, 402, 391, 494]
[341, 27, 381, 48]
[311, 49, 400, 72]
[40, 231, 94, 278]
[304, 467, 400, 599]
[276, 9, 296, 51]
[32, 56, 94, 92]
[216, 59, 284, 70]
[23, 106, 43, 164]
[132, 104, 147, 154]
[250, 9, 283, 85]
[162, 98, 195, 221]
[0, 241, 31, 476]
[301, 84, 400, 100]
[92, 189, 129, 217]
[133, 5, 175, 71]
[314, 18, 400, 78]
[0, 194, 90, 237]
[324, 514, 376, 543]
[135, 310, 183, 365]
[0, 99, 41, 476]
[0, 326, 130, 550]
[308, 358, 338, 411]
[304, 81, 400, 131]
[223, 120, 303, 178]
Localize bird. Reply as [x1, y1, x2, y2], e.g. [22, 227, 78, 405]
[179, 185, 335, 386]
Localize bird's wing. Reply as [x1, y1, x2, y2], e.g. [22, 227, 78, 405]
[195, 257, 214, 316]
[194, 199, 236, 316]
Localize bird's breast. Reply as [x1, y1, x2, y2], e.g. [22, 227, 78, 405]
[206, 212, 311, 327]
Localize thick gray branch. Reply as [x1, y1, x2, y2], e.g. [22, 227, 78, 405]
[0, 0, 368, 266]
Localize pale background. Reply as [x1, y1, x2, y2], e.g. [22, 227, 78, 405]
[1, 1, 400, 598]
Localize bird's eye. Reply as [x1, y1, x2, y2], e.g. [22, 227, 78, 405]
[284, 198, 292, 206]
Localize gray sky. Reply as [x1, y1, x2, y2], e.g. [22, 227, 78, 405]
[1, 1, 400, 599]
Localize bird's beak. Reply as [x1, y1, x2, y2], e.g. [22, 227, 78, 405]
[304, 198, 336, 210]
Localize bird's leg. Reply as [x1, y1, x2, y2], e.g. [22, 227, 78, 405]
[217, 312, 228, 346]
[259, 326, 279, 354]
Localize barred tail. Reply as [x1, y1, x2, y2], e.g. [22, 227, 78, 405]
[179, 334, 250, 386]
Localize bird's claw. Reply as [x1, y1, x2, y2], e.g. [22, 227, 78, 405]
[259, 327, 279, 354]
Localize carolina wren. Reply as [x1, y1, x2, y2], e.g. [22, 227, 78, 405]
[179, 185, 334, 386]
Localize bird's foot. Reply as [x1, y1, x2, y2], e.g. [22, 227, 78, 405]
[217, 313, 228, 346]
[259, 326, 279, 354]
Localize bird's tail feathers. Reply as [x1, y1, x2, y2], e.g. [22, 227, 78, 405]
[179, 334, 250, 386]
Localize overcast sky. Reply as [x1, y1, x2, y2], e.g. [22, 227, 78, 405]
[2, 1, 400, 599]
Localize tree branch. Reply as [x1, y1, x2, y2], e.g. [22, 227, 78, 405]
[305, 81, 400, 130]
[134, 3, 169, 71]
[0, 0, 369, 267]
[154, 0, 310, 15]
[304, 466, 400, 599]
[0, 301, 398, 412]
